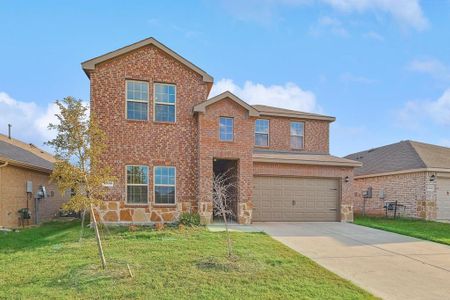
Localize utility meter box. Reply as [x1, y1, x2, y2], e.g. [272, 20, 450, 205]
[362, 186, 373, 199]
[26, 181, 33, 193]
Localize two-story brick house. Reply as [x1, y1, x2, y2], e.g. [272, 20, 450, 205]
[82, 37, 360, 225]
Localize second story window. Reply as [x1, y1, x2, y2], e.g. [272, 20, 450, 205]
[219, 117, 234, 141]
[154, 83, 176, 122]
[290, 121, 304, 150]
[126, 80, 148, 121]
[255, 119, 269, 147]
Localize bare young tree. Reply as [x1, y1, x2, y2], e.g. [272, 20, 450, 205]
[212, 169, 237, 258]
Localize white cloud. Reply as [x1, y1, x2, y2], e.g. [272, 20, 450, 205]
[310, 16, 349, 37]
[0, 92, 59, 149]
[210, 79, 321, 113]
[220, 0, 428, 30]
[408, 58, 450, 82]
[363, 31, 384, 42]
[321, 0, 428, 31]
[398, 88, 450, 128]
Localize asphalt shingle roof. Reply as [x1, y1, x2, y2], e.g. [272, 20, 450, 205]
[345, 140, 450, 176]
[0, 140, 54, 172]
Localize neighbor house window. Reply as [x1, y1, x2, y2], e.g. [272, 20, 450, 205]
[154, 83, 176, 122]
[290, 122, 304, 149]
[255, 119, 269, 147]
[219, 117, 234, 141]
[126, 80, 148, 120]
[154, 166, 176, 204]
[126, 165, 148, 204]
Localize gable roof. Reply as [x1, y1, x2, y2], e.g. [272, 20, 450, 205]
[345, 140, 450, 177]
[193, 91, 260, 116]
[194, 92, 337, 121]
[81, 37, 214, 82]
[252, 105, 336, 122]
[0, 137, 54, 173]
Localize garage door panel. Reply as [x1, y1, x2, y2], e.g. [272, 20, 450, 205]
[437, 177, 450, 220]
[253, 176, 339, 222]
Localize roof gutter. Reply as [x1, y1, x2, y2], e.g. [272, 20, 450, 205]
[354, 167, 450, 179]
[0, 156, 52, 174]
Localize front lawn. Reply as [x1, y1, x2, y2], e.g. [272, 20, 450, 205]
[354, 215, 450, 246]
[0, 220, 374, 299]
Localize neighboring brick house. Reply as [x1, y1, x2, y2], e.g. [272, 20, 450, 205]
[346, 140, 450, 221]
[0, 134, 68, 228]
[82, 37, 361, 225]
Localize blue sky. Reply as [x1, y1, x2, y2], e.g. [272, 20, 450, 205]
[1, 0, 449, 156]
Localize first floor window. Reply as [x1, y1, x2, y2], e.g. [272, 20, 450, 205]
[290, 121, 304, 149]
[126, 80, 149, 120]
[255, 119, 269, 146]
[126, 165, 148, 203]
[219, 117, 234, 141]
[154, 83, 176, 122]
[154, 166, 176, 204]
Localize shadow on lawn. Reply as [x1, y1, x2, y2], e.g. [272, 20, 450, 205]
[0, 220, 84, 253]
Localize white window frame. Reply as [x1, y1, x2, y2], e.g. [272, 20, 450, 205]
[290, 121, 305, 150]
[219, 117, 234, 142]
[125, 165, 149, 205]
[153, 166, 177, 206]
[125, 80, 149, 121]
[255, 119, 270, 147]
[153, 83, 177, 123]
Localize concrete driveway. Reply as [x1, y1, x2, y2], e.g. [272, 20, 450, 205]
[253, 222, 450, 300]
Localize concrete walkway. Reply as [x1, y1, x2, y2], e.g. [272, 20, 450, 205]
[253, 222, 450, 300]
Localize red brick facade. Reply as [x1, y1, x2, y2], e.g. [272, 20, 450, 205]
[258, 117, 329, 153]
[87, 39, 357, 224]
[352, 172, 437, 219]
[197, 98, 255, 224]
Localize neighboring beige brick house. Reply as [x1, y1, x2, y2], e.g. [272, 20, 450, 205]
[82, 37, 361, 225]
[346, 140, 450, 221]
[0, 134, 68, 228]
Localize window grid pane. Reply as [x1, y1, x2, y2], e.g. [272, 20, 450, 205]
[154, 166, 176, 204]
[219, 117, 233, 141]
[290, 122, 304, 136]
[255, 133, 269, 146]
[155, 83, 176, 104]
[127, 102, 148, 120]
[155, 104, 175, 122]
[255, 119, 269, 134]
[290, 136, 304, 149]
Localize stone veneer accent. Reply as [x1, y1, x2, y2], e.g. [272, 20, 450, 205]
[352, 171, 438, 220]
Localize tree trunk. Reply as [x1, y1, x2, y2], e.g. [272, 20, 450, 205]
[222, 211, 233, 257]
[79, 208, 86, 242]
[90, 204, 106, 269]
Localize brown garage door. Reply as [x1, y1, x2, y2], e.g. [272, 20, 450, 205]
[253, 176, 339, 222]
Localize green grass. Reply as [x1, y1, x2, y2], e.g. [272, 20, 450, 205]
[354, 215, 450, 245]
[0, 220, 374, 300]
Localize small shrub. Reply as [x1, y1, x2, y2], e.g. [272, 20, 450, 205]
[178, 212, 201, 227]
